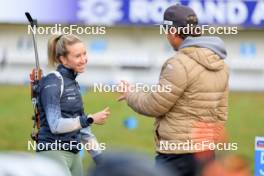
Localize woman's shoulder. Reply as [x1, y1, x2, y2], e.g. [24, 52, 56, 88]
[40, 72, 62, 90]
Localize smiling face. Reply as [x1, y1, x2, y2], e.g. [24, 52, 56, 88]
[60, 42, 87, 73]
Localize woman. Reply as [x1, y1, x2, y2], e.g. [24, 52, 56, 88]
[37, 34, 110, 176]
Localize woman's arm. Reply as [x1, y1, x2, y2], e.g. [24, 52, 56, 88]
[40, 74, 90, 134]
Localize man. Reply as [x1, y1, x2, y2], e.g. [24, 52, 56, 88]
[118, 4, 229, 176]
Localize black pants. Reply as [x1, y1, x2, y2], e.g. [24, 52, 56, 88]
[155, 151, 215, 176]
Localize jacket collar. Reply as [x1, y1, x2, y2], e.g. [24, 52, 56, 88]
[57, 64, 78, 80]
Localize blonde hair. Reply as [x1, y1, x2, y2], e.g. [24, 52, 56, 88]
[48, 34, 82, 66]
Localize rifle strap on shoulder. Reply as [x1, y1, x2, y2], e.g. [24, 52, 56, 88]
[49, 71, 64, 98]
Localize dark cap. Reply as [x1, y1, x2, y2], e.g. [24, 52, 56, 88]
[163, 4, 198, 27]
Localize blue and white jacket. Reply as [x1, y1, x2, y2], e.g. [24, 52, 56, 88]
[37, 64, 92, 153]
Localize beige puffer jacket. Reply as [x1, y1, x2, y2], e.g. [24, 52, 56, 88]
[127, 46, 229, 154]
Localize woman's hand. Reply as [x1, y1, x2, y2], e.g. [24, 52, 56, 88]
[91, 107, 110, 125]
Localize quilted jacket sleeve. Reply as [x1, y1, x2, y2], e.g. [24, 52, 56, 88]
[126, 58, 188, 117]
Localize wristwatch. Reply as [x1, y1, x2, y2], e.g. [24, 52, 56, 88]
[87, 115, 94, 124]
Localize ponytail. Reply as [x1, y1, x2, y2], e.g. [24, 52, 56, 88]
[48, 35, 61, 66]
[47, 34, 82, 67]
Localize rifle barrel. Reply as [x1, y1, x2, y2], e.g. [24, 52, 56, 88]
[25, 12, 40, 70]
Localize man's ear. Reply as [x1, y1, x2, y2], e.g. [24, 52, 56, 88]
[174, 34, 183, 45]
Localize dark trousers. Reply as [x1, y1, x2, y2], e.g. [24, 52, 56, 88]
[155, 151, 215, 176]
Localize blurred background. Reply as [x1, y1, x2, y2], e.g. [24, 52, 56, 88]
[0, 0, 264, 174]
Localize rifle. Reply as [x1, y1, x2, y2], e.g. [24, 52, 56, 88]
[25, 12, 42, 141]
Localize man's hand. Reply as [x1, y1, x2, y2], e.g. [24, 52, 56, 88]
[117, 80, 133, 101]
[90, 107, 110, 125]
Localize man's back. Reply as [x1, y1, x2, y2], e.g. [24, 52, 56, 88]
[155, 44, 229, 154]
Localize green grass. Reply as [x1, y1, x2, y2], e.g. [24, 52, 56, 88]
[0, 85, 263, 171]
